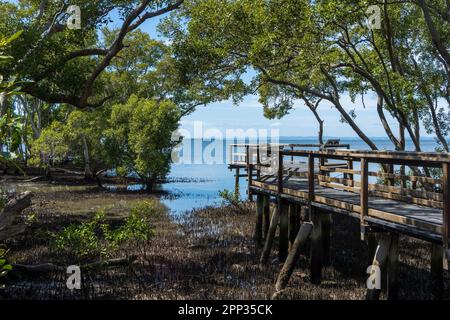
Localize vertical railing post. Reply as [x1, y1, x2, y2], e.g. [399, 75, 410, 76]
[278, 147, 289, 262]
[360, 158, 369, 241]
[278, 147, 283, 194]
[256, 145, 261, 179]
[291, 145, 294, 164]
[347, 159, 354, 187]
[388, 164, 395, 187]
[246, 145, 253, 201]
[443, 162, 450, 260]
[308, 154, 315, 202]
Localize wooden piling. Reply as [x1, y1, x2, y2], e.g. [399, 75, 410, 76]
[366, 233, 392, 300]
[387, 233, 399, 300]
[443, 163, 450, 261]
[274, 222, 313, 294]
[279, 200, 289, 262]
[260, 206, 280, 265]
[430, 243, 444, 299]
[255, 194, 264, 246]
[360, 158, 369, 241]
[310, 208, 323, 284]
[367, 233, 378, 267]
[247, 164, 253, 202]
[289, 204, 300, 250]
[322, 212, 332, 266]
[263, 195, 271, 239]
[234, 167, 240, 196]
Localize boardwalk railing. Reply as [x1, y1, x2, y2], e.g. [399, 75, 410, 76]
[231, 145, 450, 255]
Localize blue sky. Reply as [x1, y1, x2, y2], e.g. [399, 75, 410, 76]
[128, 14, 405, 138]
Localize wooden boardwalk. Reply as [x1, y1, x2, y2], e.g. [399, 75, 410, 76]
[228, 143, 449, 299]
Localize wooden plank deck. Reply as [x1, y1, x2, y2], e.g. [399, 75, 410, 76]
[251, 175, 446, 242]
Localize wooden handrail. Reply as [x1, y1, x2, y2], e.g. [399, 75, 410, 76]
[360, 158, 369, 240]
[443, 163, 450, 258]
[283, 149, 450, 166]
[308, 154, 315, 202]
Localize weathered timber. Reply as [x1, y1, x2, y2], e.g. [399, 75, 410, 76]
[260, 207, 280, 265]
[387, 233, 399, 300]
[274, 222, 313, 295]
[322, 213, 332, 266]
[288, 203, 300, 249]
[430, 243, 444, 299]
[366, 233, 392, 300]
[360, 158, 369, 240]
[310, 208, 324, 284]
[0, 191, 33, 241]
[279, 200, 289, 262]
[263, 195, 271, 239]
[255, 194, 264, 246]
[444, 163, 450, 259]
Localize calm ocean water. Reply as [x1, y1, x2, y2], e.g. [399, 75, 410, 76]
[159, 137, 440, 215]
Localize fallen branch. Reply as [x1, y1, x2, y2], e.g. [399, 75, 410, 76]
[11, 255, 138, 274]
[0, 191, 33, 241]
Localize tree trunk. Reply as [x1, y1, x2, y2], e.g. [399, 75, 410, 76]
[0, 92, 7, 117]
[81, 135, 93, 180]
[418, 0, 450, 67]
[0, 92, 7, 152]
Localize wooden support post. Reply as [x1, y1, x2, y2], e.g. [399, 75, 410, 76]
[310, 208, 323, 284]
[248, 164, 253, 202]
[443, 163, 450, 261]
[289, 204, 300, 250]
[255, 194, 263, 246]
[263, 196, 271, 239]
[388, 164, 395, 187]
[430, 243, 444, 300]
[278, 150, 283, 195]
[322, 213, 332, 266]
[347, 160, 354, 187]
[260, 206, 280, 265]
[301, 205, 310, 221]
[308, 155, 315, 202]
[279, 200, 289, 263]
[400, 165, 407, 189]
[387, 233, 399, 301]
[366, 233, 392, 300]
[367, 233, 378, 267]
[291, 146, 294, 164]
[273, 222, 313, 295]
[234, 167, 240, 196]
[319, 156, 326, 176]
[360, 158, 369, 241]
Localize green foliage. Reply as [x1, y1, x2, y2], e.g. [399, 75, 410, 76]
[106, 95, 180, 190]
[51, 201, 159, 260]
[219, 188, 249, 214]
[29, 121, 69, 168]
[0, 247, 13, 289]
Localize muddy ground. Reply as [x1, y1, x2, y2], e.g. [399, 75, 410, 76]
[0, 177, 449, 300]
